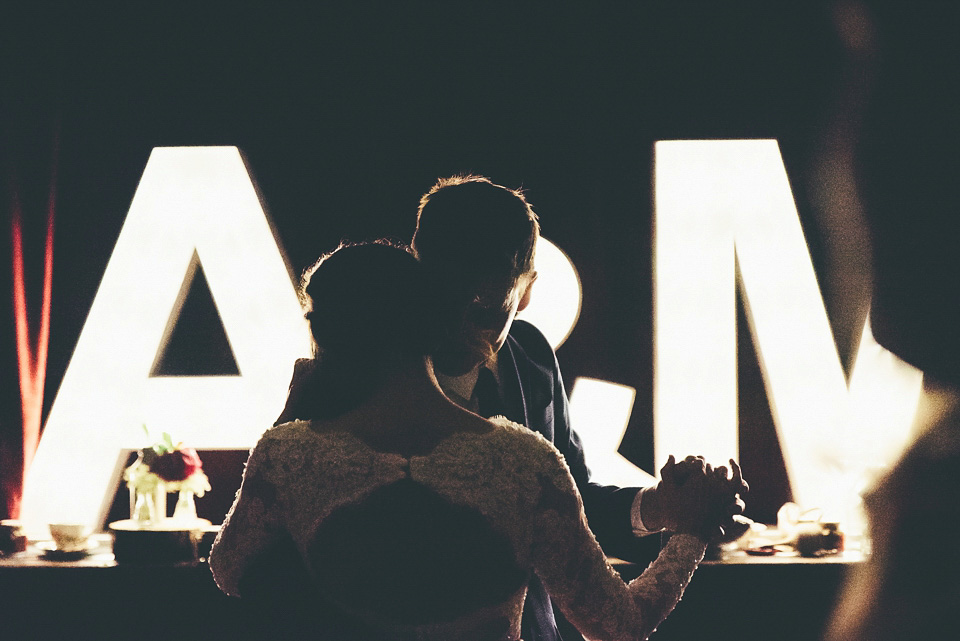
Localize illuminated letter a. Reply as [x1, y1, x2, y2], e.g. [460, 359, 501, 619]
[21, 147, 313, 532]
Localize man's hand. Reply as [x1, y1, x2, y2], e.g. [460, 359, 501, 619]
[705, 459, 751, 543]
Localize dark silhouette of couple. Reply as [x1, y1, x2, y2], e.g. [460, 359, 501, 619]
[211, 175, 747, 640]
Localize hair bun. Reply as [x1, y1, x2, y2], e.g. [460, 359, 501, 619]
[302, 240, 435, 361]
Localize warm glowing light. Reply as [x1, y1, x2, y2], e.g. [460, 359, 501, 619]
[516, 236, 582, 349]
[654, 139, 922, 519]
[19, 141, 924, 534]
[837, 318, 922, 531]
[846, 318, 923, 470]
[20, 147, 313, 533]
[11, 177, 55, 511]
[569, 378, 653, 486]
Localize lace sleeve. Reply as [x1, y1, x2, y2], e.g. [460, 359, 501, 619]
[529, 443, 706, 641]
[209, 433, 287, 597]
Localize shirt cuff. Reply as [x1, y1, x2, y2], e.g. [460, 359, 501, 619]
[631, 485, 664, 536]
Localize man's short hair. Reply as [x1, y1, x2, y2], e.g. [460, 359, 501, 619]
[412, 174, 540, 303]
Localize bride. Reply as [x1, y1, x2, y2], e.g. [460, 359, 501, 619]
[210, 240, 733, 640]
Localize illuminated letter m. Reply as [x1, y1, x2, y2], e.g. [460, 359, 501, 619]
[653, 139, 922, 523]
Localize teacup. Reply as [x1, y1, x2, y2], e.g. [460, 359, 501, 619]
[0, 520, 27, 554]
[48, 523, 93, 552]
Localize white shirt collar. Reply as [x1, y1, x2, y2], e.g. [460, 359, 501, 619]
[435, 353, 499, 410]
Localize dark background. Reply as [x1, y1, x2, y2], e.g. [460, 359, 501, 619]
[1, 3, 890, 524]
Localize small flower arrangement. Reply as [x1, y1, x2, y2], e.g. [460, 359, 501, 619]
[124, 426, 211, 497]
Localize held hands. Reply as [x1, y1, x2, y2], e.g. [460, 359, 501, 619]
[655, 454, 749, 543]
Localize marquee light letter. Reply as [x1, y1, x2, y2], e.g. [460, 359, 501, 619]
[20, 147, 313, 532]
[517, 237, 582, 350]
[569, 378, 654, 486]
[654, 139, 922, 517]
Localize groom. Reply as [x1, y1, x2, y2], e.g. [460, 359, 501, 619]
[410, 174, 747, 641]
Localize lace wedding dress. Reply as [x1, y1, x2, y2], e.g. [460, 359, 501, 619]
[210, 417, 705, 641]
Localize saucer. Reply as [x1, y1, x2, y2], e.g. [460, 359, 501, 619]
[36, 539, 97, 561]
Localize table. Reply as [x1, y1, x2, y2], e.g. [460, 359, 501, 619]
[611, 549, 862, 641]
[1, 537, 861, 641]
[0, 534, 246, 640]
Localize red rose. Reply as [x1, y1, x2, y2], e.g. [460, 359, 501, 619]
[150, 447, 203, 482]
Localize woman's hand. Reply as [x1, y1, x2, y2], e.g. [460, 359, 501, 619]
[668, 456, 750, 542]
[653, 455, 710, 537]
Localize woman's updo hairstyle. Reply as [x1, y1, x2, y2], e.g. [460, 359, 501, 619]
[297, 240, 437, 418]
